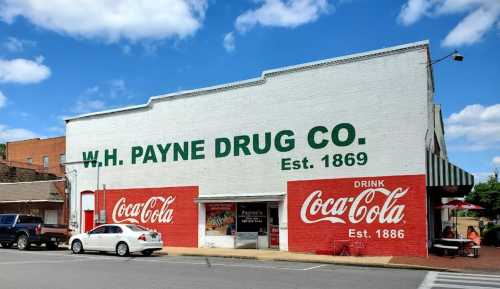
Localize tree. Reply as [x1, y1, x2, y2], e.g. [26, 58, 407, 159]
[0, 143, 5, 160]
[466, 175, 500, 220]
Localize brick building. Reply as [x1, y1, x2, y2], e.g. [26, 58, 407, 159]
[6, 136, 66, 177]
[0, 136, 68, 226]
[0, 162, 58, 183]
[66, 41, 473, 256]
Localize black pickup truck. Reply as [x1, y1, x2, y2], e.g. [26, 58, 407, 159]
[0, 214, 68, 250]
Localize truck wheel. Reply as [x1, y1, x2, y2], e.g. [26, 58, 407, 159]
[1, 242, 13, 248]
[71, 240, 84, 254]
[46, 242, 58, 250]
[17, 234, 30, 250]
[116, 242, 129, 257]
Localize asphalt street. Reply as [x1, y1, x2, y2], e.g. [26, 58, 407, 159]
[0, 248, 499, 289]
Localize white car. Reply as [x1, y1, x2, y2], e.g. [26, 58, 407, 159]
[69, 224, 163, 257]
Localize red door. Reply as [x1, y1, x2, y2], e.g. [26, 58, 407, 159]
[84, 210, 94, 232]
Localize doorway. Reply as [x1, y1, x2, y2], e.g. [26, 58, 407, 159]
[269, 205, 279, 249]
[84, 210, 94, 232]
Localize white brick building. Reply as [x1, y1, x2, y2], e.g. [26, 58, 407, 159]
[65, 41, 473, 256]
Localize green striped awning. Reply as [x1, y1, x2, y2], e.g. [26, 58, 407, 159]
[426, 150, 474, 187]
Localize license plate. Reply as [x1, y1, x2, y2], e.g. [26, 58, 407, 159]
[150, 233, 158, 239]
[50, 237, 57, 242]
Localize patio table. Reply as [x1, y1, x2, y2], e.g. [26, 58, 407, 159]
[437, 238, 473, 256]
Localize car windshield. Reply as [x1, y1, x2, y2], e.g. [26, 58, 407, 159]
[125, 224, 149, 232]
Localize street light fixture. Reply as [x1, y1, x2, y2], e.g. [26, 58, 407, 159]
[429, 50, 464, 67]
[452, 51, 464, 62]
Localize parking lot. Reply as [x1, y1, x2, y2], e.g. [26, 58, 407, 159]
[0, 248, 430, 289]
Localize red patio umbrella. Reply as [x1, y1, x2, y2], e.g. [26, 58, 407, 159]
[435, 199, 484, 210]
[435, 200, 484, 237]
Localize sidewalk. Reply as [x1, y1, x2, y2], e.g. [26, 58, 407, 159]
[390, 246, 500, 273]
[159, 247, 451, 271]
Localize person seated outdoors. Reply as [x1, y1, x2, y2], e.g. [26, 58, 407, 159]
[441, 226, 455, 238]
[465, 226, 480, 256]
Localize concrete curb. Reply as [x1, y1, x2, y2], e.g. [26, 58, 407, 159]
[158, 251, 458, 272]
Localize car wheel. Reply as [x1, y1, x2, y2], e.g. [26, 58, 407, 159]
[142, 250, 153, 256]
[17, 234, 30, 250]
[1, 242, 13, 248]
[116, 242, 129, 257]
[71, 240, 84, 254]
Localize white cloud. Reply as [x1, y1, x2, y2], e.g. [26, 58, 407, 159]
[493, 156, 500, 166]
[0, 124, 39, 142]
[442, 4, 500, 47]
[398, 0, 500, 47]
[2, 36, 36, 52]
[109, 79, 126, 98]
[0, 0, 208, 43]
[223, 32, 235, 52]
[398, 0, 434, 26]
[445, 104, 500, 151]
[0, 91, 6, 109]
[473, 171, 495, 183]
[0, 57, 51, 84]
[235, 0, 331, 33]
[72, 99, 107, 114]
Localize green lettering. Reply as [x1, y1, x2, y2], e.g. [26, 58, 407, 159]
[131, 146, 143, 164]
[308, 126, 328, 149]
[191, 140, 205, 160]
[253, 133, 271, 154]
[215, 138, 231, 158]
[82, 151, 99, 168]
[143, 145, 158, 163]
[332, 123, 356, 147]
[275, 130, 295, 152]
[156, 144, 171, 162]
[234, 135, 251, 156]
[173, 142, 189, 161]
[104, 148, 118, 166]
[281, 158, 291, 170]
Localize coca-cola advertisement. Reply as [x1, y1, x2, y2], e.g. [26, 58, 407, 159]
[97, 186, 198, 247]
[287, 175, 427, 256]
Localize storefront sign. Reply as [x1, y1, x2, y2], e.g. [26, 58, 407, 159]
[205, 203, 235, 236]
[80, 123, 368, 172]
[97, 186, 198, 247]
[287, 175, 427, 256]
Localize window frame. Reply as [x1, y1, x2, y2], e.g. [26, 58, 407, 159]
[42, 155, 49, 168]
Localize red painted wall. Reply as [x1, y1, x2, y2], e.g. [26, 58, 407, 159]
[287, 175, 427, 256]
[97, 186, 198, 247]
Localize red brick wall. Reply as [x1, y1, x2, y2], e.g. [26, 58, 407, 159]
[287, 175, 427, 257]
[97, 186, 198, 247]
[6, 137, 65, 177]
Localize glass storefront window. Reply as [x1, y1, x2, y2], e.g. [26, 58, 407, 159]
[205, 203, 236, 236]
[237, 203, 267, 236]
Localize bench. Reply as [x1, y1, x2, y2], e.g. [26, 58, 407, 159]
[471, 245, 480, 258]
[433, 244, 459, 256]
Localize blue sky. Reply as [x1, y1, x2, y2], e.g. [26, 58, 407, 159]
[0, 0, 498, 181]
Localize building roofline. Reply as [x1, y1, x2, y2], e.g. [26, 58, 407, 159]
[6, 136, 65, 144]
[0, 179, 65, 185]
[65, 40, 430, 122]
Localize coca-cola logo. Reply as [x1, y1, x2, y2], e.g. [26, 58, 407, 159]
[112, 196, 175, 224]
[300, 187, 407, 224]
